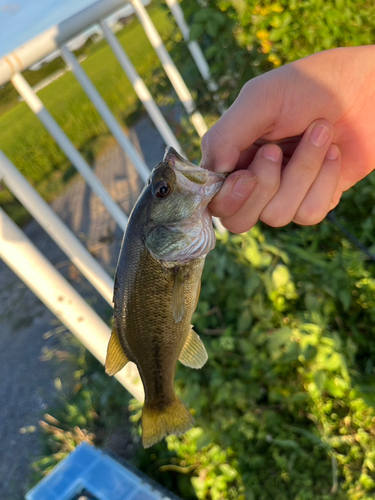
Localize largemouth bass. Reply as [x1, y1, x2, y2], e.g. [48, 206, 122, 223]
[105, 147, 224, 448]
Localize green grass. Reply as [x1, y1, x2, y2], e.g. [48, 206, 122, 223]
[0, 4, 174, 224]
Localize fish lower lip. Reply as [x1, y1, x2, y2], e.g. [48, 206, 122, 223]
[205, 180, 224, 197]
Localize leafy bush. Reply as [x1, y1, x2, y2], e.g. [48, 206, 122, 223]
[132, 219, 375, 500]
[169, 0, 375, 107]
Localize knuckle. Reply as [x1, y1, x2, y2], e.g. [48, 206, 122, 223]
[240, 79, 254, 97]
[255, 168, 280, 195]
[209, 199, 228, 219]
[293, 156, 319, 174]
[293, 206, 326, 226]
[200, 131, 211, 153]
[261, 210, 291, 228]
[201, 126, 224, 154]
[221, 216, 255, 235]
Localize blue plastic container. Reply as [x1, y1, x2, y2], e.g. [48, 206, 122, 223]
[26, 442, 181, 500]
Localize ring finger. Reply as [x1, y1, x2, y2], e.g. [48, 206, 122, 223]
[260, 119, 333, 227]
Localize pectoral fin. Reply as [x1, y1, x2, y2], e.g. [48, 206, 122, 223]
[105, 328, 129, 376]
[172, 270, 185, 323]
[179, 328, 208, 369]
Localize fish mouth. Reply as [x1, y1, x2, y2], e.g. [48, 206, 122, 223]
[163, 147, 225, 198]
[163, 147, 194, 168]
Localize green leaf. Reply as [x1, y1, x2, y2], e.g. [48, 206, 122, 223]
[207, 21, 219, 38]
[272, 265, 291, 289]
[244, 238, 262, 267]
[359, 473, 375, 491]
[189, 22, 205, 40]
[219, 463, 238, 480]
[325, 378, 347, 398]
[269, 28, 286, 42]
[314, 370, 327, 392]
[237, 308, 252, 333]
[245, 274, 262, 297]
[338, 289, 352, 310]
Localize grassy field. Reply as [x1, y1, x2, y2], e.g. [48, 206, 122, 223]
[0, 4, 176, 224]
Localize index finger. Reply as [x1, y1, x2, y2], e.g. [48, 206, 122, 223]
[200, 73, 281, 173]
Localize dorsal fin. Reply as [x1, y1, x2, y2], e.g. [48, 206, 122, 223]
[105, 328, 129, 376]
[179, 328, 208, 369]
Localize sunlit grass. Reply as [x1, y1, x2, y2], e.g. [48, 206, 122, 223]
[0, 5, 174, 224]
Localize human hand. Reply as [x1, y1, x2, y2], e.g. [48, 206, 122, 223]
[202, 46, 375, 233]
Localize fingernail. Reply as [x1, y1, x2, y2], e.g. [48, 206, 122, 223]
[310, 124, 331, 147]
[261, 144, 281, 163]
[233, 174, 257, 198]
[325, 144, 339, 160]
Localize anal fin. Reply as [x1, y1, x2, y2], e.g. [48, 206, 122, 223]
[179, 328, 208, 369]
[105, 327, 129, 376]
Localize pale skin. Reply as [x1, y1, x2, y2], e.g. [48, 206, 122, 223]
[201, 46, 375, 234]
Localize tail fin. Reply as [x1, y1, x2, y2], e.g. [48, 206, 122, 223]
[142, 397, 194, 448]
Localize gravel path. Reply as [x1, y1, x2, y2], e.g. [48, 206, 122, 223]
[0, 116, 165, 499]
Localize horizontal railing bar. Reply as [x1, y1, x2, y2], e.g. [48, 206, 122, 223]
[0, 0, 132, 86]
[0, 150, 114, 305]
[0, 207, 144, 401]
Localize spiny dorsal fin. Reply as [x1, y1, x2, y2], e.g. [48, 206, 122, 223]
[179, 328, 208, 369]
[105, 328, 129, 376]
[172, 270, 185, 323]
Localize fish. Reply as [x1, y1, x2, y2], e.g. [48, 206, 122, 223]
[105, 146, 224, 448]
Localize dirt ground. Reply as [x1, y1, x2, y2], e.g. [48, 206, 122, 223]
[0, 116, 166, 499]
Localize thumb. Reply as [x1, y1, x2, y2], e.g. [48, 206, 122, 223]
[200, 125, 241, 173]
[200, 73, 280, 173]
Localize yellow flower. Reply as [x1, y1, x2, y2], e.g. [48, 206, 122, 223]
[260, 6, 272, 15]
[261, 40, 272, 53]
[272, 4, 284, 13]
[256, 29, 269, 40]
[268, 53, 282, 67]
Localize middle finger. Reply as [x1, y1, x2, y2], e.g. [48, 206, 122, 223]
[260, 119, 333, 227]
[219, 144, 282, 233]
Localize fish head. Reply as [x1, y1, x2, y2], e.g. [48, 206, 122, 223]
[143, 147, 225, 263]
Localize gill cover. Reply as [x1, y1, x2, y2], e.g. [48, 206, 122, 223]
[145, 148, 224, 263]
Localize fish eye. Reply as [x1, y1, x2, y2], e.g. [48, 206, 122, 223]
[154, 181, 171, 198]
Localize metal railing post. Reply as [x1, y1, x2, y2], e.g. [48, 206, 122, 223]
[0, 207, 144, 401]
[0, 151, 114, 305]
[129, 0, 208, 137]
[100, 20, 184, 155]
[60, 45, 151, 184]
[165, 0, 218, 93]
[11, 72, 129, 232]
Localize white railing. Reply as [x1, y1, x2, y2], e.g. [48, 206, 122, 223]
[0, 0, 215, 400]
